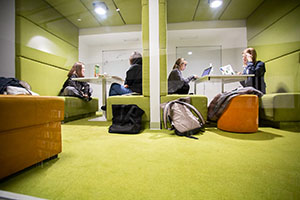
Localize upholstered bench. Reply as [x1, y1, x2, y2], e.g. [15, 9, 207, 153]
[0, 95, 64, 179]
[161, 95, 208, 121]
[217, 95, 259, 133]
[58, 97, 99, 122]
[259, 93, 300, 129]
[106, 95, 207, 129]
[106, 96, 150, 122]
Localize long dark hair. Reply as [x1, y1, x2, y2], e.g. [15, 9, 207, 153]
[67, 62, 84, 77]
[173, 58, 184, 69]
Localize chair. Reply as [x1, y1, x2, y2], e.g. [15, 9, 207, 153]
[217, 95, 259, 133]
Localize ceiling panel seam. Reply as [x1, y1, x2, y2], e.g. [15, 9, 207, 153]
[79, 0, 103, 26]
[246, 0, 266, 21]
[43, 0, 79, 31]
[218, 0, 232, 20]
[112, 0, 126, 25]
[192, 0, 201, 21]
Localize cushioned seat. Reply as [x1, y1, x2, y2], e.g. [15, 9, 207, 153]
[161, 95, 208, 121]
[106, 96, 150, 122]
[217, 95, 258, 133]
[0, 95, 64, 179]
[259, 93, 300, 129]
[58, 97, 99, 122]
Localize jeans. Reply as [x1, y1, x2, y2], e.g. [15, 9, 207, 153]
[109, 83, 133, 96]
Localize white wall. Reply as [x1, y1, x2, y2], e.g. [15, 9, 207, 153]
[167, 27, 247, 102]
[79, 31, 142, 108]
[79, 23, 247, 107]
[0, 0, 15, 77]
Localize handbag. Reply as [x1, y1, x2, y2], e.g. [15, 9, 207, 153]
[108, 104, 144, 134]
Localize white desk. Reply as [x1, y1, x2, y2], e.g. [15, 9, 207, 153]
[72, 75, 124, 107]
[194, 74, 254, 93]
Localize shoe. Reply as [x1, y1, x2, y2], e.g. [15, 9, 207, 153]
[101, 105, 106, 111]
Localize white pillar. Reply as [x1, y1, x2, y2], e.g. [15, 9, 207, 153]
[149, 0, 160, 129]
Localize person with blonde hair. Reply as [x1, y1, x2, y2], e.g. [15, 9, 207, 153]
[59, 62, 92, 101]
[168, 58, 197, 94]
[240, 48, 266, 93]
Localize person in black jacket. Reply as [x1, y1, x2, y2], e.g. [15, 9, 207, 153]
[59, 62, 92, 101]
[168, 58, 197, 94]
[101, 51, 142, 110]
[108, 51, 142, 96]
[239, 48, 266, 94]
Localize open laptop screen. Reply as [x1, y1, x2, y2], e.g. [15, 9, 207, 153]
[201, 66, 212, 77]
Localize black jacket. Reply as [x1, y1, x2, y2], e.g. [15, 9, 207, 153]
[241, 61, 266, 94]
[0, 77, 26, 94]
[168, 69, 195, 94]
[59, 74, 91, 97]
[125, 57, 143, 94]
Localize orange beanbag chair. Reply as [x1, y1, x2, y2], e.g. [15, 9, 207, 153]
[217, 95, 258, 133]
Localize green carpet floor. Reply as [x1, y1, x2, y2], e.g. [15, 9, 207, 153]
[1, 117, 300, 200]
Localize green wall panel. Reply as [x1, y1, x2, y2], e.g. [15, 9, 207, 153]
[17, 57, 68, 96]
[142, 1, 149, 50]
[142, 50, 150, 97]
[265, 51, 300, 93]
[16, 16, 78, 70]
[16, 0, 78, 47]
[159, 0, 167, 96]
[142, 0, 149, 97]
[159, 0, 167, 50]
[160, 49, 167, 96]
[248, 6, 300, 62]
[247, 0, 300, 40]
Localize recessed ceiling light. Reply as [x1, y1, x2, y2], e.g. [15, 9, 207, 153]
[93, 1, 108, 15]
[77, 18, 82, 22]
[209, 0, 223, 8]
[188, 51, 193, 55]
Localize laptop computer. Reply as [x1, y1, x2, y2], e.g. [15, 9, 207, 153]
[220, 64, 235, 75]
[201, 66, 212, 77]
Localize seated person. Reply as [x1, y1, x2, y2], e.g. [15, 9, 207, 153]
[59, 62, 92, 101]
[101, 51, 142, 110]
[239, 48, 266, 94]
[168, 58, 197, 94]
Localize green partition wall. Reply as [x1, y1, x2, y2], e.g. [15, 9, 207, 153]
[247, 0, 300, 93]
[159, 0, 167, 96]
[142, 0, 167, 97]
[15, 0, 79, 96]
[142, 0, 150, 97]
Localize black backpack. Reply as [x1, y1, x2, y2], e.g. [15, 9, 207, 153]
[162, 98, 205, 139]
[109, 104, 144, 134]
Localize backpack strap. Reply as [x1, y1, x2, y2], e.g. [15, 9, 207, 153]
[163, 100, 206, 129]
[163, 101, 176, 130]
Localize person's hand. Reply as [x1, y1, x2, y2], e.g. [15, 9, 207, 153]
[237, 72, 242, 75]
[246, 53, 253, 62]
[193, 75, 198, 79]
[124, 84, 129, 88]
